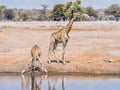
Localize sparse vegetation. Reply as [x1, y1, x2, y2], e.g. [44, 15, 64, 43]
[0, 1, 119, 21]
[85, 7, 98, 20]
[105, 4, 120, 21]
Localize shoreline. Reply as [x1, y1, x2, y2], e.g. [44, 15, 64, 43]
[0, 72, 120, 76]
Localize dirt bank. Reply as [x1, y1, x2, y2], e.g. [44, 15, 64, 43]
[0, 21, 120, 75]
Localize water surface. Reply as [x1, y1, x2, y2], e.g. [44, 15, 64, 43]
[0, 75, 120, 90]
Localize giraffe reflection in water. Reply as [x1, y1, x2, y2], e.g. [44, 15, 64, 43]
[21, 75, 65, 90]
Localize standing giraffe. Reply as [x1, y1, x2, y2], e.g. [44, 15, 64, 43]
[48, 13, 78, 64]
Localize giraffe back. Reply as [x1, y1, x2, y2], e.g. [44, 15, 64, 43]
[31, 45, 41, 61]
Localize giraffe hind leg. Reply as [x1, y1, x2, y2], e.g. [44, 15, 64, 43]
[48, 44, 59, 63]
[47, 43, 54, 64]
[37, 58, 44, 69]
[47, 50, 59, 63]
[53, 43, 59, 63]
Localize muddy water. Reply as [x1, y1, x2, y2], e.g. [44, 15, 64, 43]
[0, 75, 120, 90]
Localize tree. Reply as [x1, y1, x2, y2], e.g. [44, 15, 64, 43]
[19, 12, 29, 21]
[4, 9, 16, 20]
[72, 0, 85, 20]
[39, 4, 49, 20]
[105, 4, 120, 21]
[85, 7, 98, 18]
[40, 4, 48, 14]
[63, 0, 85, 20]
[52, 0, 85, 21]
[63, 1, 73, 18]
[52, 4, 64, 21]
[0, 5, 6, 20]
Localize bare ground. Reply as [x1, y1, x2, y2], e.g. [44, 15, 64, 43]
[0, 21, 120, 75]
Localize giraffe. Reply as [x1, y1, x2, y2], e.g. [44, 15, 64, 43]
[21, 45, 47, 73]
[48, 12, 78, 64]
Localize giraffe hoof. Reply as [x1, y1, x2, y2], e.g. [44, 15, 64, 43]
[62, 61, 66, 65]
[56, 60, 59, 63]
[44, 69, 48, 73]
[47, 60, 51, 64]
[21, 70, 25, 74]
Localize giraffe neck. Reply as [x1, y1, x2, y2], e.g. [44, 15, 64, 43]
[64, 18, 74, 34]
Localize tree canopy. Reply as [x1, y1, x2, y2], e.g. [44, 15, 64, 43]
[85, 7, 98, 18]
[52, 0, 85, 21]
[52, 4, 64, 21]
[4, 9, 16, 20]
[0, 3, 120, 21]
[105, 4, 120, 21]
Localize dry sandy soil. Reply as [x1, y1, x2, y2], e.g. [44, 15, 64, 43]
[0, 21, 120, 75]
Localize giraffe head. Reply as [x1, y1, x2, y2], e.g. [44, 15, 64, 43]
[72, 12, 78, 20]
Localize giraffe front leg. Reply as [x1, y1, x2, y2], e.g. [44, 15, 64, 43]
[38, 58, 42, 66]
[29, 59, 35, 72]
[21, 60, 32, 74]
[37, 58, 47, 73]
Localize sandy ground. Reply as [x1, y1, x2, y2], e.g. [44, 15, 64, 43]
[0, 21, 120, 74]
